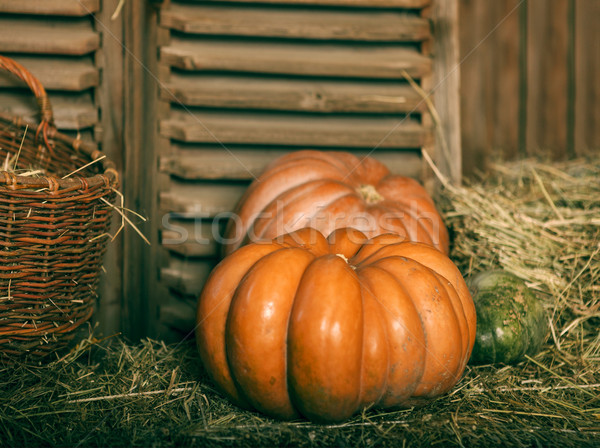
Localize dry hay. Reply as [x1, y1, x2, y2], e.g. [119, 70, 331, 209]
[439, 157, 600, 355]
[1, 157, 599, 447]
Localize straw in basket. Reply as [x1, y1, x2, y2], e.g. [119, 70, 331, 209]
[0, 55, 119, 362]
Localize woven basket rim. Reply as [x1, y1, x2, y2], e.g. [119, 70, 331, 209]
[0, 111, 119, 190]
[0, 55, 118, 191]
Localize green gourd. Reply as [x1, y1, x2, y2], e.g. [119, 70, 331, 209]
[468, 270, 547, 365]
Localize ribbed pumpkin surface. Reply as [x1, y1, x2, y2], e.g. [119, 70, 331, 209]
[223, 150, 449, 256]
[197, 228, 475, 422]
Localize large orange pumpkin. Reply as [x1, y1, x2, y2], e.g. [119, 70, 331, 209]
[223, 150, 449, 256]
[196, 227, 476, 422]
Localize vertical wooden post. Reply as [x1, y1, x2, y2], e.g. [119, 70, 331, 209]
[518, 0, 528, 158]
[566, 0, 576, 158]
[459, 0, 523, 174]
[121, 0, 166, 339]
[458, 0, 488, 175]
[574, 0, 600, 154]
[526, 0, 570, 158]
[419, 5, 436, 192]
[430, 0, 462, 185]
[94, 0, 125, 336]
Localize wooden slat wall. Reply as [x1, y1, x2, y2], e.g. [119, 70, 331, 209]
[0, 6, 100, 140]
[156, 0, 437, 338]
[459, 0, 600, 175]
[0, 0, 100, 16]
[161, 145, 423, 180]
[459, 0, 521, 172]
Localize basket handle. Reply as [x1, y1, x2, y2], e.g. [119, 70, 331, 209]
[0, 55, 55, 147]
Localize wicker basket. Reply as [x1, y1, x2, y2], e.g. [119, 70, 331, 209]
[0, 55, 119, 362]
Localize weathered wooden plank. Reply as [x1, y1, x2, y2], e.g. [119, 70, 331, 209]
[161, 4, 430, 42]
[0, 56, 99, 91]
[458, 0, 487, 175]
[487, 0, 522, 161]
[199, 0, 431, 8]
[160, 145, 423, 180]
[160, 146, 288, 180]
[0, 0, 99, 15]
[161, 256, 216, 297]
[430, 0, 461, 184]
[121, 0, 167, 339]
[574, 0, 600, 154]
[160, 181, 247, 218]
[418, 5, 434, 191]
[93, 0, 126, 337]
[160, 110, 430, 148]
[458, 0, 522, 176]
[159, 296, 198, 335]
[162, 220, 218, 258]
[0, 90, 98, 130]
[161, 38, 431, 79]
[527, 0, 569, 158]
[162, 74, 425, 113]
[159, 148, 423, 220]
[0, 18, 99, 55]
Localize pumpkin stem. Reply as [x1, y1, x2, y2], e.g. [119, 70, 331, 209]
[356, 184, 384, 204]
[335, 253, 356, 270]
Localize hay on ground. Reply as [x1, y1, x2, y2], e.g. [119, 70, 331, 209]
[1, 157, 599, 447]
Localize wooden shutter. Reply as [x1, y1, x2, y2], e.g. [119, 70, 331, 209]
[155, 0, 440, 339]
[0, 1, 101, 143]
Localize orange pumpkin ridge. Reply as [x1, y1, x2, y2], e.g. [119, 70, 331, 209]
[197, 228, 476, 422]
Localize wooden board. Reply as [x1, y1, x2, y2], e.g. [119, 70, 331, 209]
[200, 0, 431, 8]
[0, 0, 99, 15]
[161, 38, 431, 79]
[159, 295, 199, 335]
[459, 0, 600, 167]
[162, 220, 219, 258]
[0, 18, 100, 55]
[120, 0, 170, 339]
[160, 145, 423, 180]
[162, 74, 425, 113]
[0, 56, 99, 91]
[527, 0, 569, 158]
[160, 110, 430, 148]
[430, 0, 461, 184]
[160, 181, 247, 217]
[0, 91, 98, 130]
[161, 256, 216, 297]
[458, 0, 522, 175]
[574, 0, 600, 154]
[161, 4, 430, 42]
[93, 0, 128, 337]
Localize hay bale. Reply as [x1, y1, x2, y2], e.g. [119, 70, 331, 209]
[439, 157, 600, 355]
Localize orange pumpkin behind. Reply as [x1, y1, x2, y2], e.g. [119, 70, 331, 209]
[222, 150, 449, 256]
